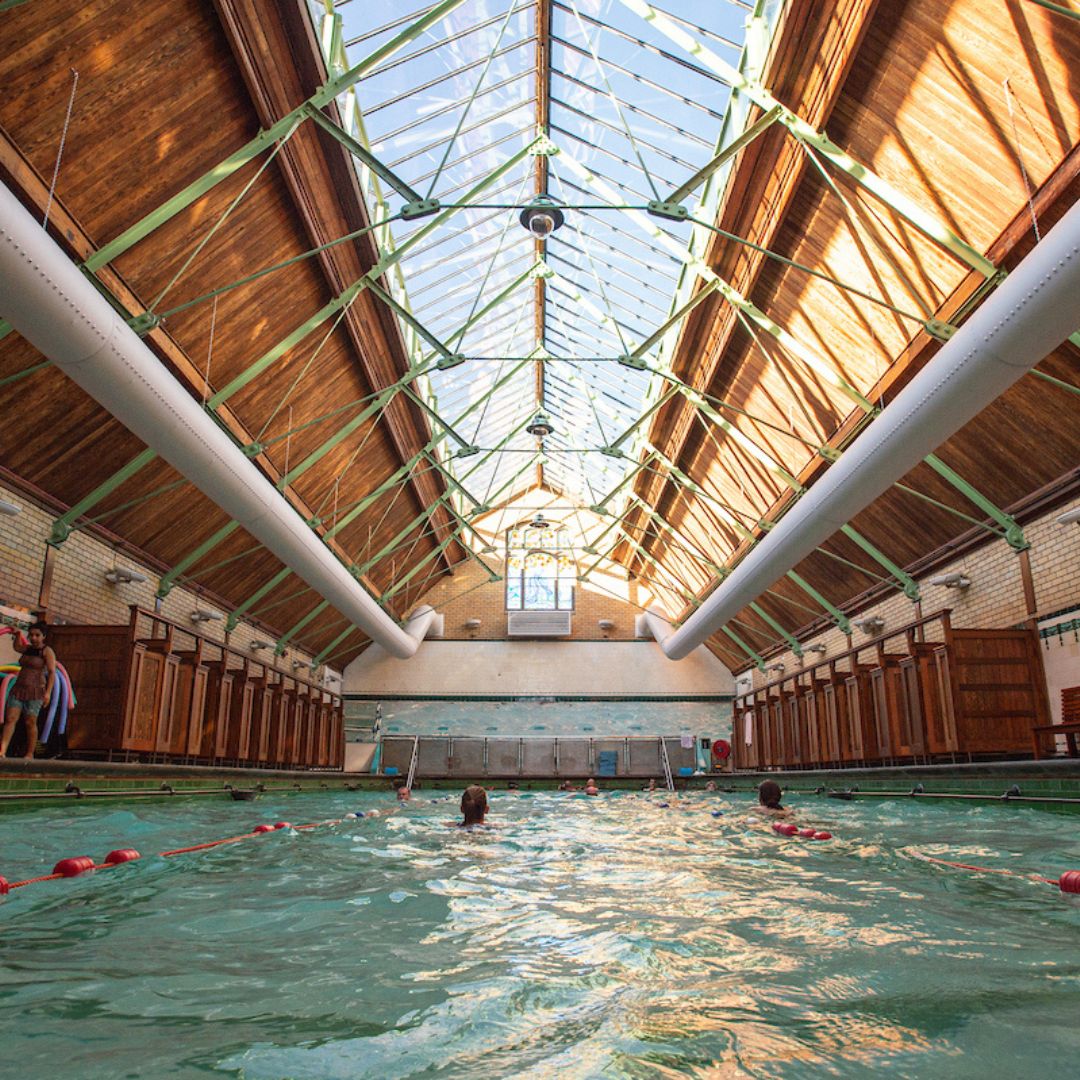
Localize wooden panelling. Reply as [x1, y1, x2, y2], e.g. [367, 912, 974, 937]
[732, 610, 1050, 769]
[44, 608, 342, 768]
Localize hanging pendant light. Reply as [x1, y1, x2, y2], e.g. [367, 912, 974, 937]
[525, 410, 554, 438]
[519, 195, 565, 239]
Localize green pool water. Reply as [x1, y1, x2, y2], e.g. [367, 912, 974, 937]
[1, 789, 1078, 1078]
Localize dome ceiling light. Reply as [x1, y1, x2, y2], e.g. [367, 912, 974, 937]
[519, 196, 565, 240]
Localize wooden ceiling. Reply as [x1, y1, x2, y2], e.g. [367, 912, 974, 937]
[0, 0, 1077, 673]
[0, 0, 467, 668]
[619, 0, 1080, 670]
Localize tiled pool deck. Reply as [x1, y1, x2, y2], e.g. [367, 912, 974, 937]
[2, 757, 1079, 809]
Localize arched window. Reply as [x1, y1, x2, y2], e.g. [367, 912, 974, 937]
[505, 520, 575, 611]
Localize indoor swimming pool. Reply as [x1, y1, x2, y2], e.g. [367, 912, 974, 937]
[1, 790, 1078, 1077]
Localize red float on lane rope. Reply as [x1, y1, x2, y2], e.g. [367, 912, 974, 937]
[52, 856, 94, 878]
[1059, 870, 1080, 894]
[103, 849, 140, 866]
[772, 822, 799, 836]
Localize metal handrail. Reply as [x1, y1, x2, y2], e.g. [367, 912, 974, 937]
[659, 738, 675, 791]
[405, 736, 419, 790]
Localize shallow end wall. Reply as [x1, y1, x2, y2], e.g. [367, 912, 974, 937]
[344, 639, 733, 698]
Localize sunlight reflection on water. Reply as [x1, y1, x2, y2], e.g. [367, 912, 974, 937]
[0, 789, 1078, 1077]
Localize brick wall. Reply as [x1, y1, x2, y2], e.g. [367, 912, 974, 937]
[748, 495, 1080, 688]
[0, 480, 335, 679]
[419, 556, 647, 641]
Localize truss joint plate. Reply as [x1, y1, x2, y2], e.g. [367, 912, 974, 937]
[128, 312, 162, 337]
[646, 200, 689, 222]
[401, 199, 441, 220]
[925, 319, 957, 341]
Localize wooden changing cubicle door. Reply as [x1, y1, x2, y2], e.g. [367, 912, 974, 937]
[288, 683, 310, 767]
[203, 660, 235, 761]
[780, 686, 800, 767]
[225, 659, 257, 761]
[825, 666, 860, 763]
[46, 624, 129, 754]
[267, 677, 294, 767]
[312, 695, 328, 767]
[248, 670, 278, 764]
[122, 640, 164, 753]
[843, 662, 881, 764]
[174, 643, 210, 758]
[328, 699, 344, 768]
[123, 615, 180, 757]
[796, 678, 819, 767]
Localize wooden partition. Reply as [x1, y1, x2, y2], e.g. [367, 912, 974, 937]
[47, 608, 343, 769]
[732, 610, 1049, 770]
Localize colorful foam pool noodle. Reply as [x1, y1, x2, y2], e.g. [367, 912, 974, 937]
[39, 666, 74, 742]
[0, 673, 14, 710]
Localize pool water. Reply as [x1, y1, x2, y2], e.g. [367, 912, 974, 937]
[1, 790, 1078, 1078]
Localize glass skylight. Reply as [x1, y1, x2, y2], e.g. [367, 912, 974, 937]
[314, 0, 770, 520]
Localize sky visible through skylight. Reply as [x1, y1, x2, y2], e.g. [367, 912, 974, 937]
[318, 0, 760, 521]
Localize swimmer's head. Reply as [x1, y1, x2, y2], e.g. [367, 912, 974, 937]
[461, 785, 488, 825]
[758, 780, 783, 809]
[397, 787, 411, 801]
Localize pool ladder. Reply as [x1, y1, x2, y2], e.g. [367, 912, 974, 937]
[405, 736, 419, 791]
[660, 738, 675, 791]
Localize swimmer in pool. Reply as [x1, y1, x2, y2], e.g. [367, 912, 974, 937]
[457, 785, 490, 827]
[643, 778, 658, 793]
[705, 781, 717, 792]
[584, 778, 599, 796]
[397, 786, 411, 801]
[558, 780, 576, 791]
[756, 779, 793, 819]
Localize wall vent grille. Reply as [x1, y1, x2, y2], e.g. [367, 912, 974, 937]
[507, 611, 572, 636]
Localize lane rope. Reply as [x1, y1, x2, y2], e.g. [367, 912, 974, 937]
[0, 813, 388, 895]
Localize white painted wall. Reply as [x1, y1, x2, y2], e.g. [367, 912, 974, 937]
[1039, 611, 1080, 726]
[344, 639, 733, 697]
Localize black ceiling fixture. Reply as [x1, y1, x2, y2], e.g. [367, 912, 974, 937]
[519, 195, 565, 239]
[525, 410, 555, 438]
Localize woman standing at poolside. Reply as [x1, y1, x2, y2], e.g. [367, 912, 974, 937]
[1, 622, 57, 760]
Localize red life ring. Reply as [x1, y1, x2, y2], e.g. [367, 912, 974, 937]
[711, 738, 731, 763]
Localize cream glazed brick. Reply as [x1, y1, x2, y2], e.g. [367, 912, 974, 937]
[0, 483, 51, 609]
[747, 495, 1080, 680]
[0, 481, 330, 673]
[419, 556, 641, 641]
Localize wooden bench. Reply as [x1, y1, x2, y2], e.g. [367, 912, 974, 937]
[1031, 686, 1080, 759]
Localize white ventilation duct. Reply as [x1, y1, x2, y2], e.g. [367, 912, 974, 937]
[643, 199, 1080, 661]
[0, 182, 439, 660]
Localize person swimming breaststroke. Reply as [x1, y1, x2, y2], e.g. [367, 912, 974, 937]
[458, 785, 489, 827]
[584, 777, 599, 796]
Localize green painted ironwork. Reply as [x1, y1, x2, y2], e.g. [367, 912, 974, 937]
[157, 522, 240, 597]
[618, 0, 997, 279]
[839, 524, 920, 600]
[720, 625, 767, 671]
[275, 600, 330, 655]
[84, 0, 471, 274]
[50, 448, 158, 545]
